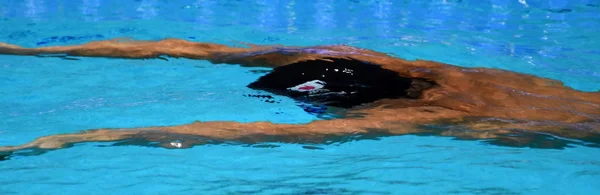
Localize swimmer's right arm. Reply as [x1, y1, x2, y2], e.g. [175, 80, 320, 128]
[0, 39, 288, 67]
[0, 38, 239, 58]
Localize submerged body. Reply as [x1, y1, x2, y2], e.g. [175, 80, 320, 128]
[0, 39, 599, 156]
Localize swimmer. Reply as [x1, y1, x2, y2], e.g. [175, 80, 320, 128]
[0, 38, 599, 155]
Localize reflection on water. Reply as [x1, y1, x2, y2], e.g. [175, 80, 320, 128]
[286, 0, 297, 34]
[372, 0, 392, 37]
[24, 0, 46, 20]
[256, 0, 278, 29]
[80, 0, 102, 21]
[314, 0, 336, 29]
[193, 0, 214, 25]
[136, 0, 158, 19]
[5, 0, 597, 55]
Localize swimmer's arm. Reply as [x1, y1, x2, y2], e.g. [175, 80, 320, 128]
[0, 39, 286, 67]
[0, 119, 378, 153]
[0, 39, 211, 58]
[0, 107, 463, 154]
[1, 115, 597, 155]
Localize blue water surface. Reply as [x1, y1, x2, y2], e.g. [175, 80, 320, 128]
[0, 0, 599, 194]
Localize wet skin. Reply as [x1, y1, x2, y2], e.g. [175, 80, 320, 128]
[0, 39, 599, 156]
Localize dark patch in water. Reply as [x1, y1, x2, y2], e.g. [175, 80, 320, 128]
[586, 4, 599, 7]
[243, 94, 282, 104]
[248, 69, 272, 74]
[251, 144, 280, 148]
[244, 94, 275, 99]
[0, 153, 10, 161]
[297, 103, 327, 114]
[0, 148, 52, 162]
[35, 54, 81, 61]
[113, 28, 136, 34]
[156, 56, 169, 61]
[7, 30, 35, 39]
[545, 8, 572, 13]
[302, 145, 324, 150]
[36, 34, 105, 45]
[109, 139, 164, 148]
[60, 56, 81, 61]
[263, 36, 280, 42]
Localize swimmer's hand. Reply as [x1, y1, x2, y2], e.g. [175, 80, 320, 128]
[0, 42, 22, 49]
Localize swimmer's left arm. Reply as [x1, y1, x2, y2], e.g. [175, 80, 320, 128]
[0, 119, 375, 154]
[1, 111, 598, 157]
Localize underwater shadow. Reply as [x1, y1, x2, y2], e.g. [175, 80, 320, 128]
[413, 124, 600, 149]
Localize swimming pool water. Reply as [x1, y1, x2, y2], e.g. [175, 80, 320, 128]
[0, 0, 599, 194]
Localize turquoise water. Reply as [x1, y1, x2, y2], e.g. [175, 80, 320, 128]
[0, 0, 599, 194]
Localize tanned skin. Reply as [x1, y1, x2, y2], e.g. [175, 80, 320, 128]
[0, 38, 599, 154]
